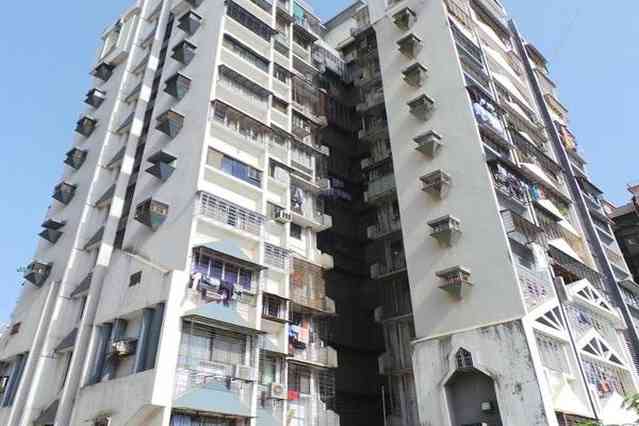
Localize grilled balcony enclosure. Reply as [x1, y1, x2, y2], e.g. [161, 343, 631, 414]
[75, 116, 97, 137]
[172, 39, 197, 65]
[84, 88, 106, 108]
[414, 130, 443, 157]
[393, 7, 417, 30]
[290, 258, 335, 314]
[146, 150, 177, 182]
[501, 209, 543, 246]
[437, 266, 472, 299]
[164, 72, 192, 100]
[39, 219, 65, 244]
[178, 10, 203, 35]
[402, 63, 428, 87]
[407, 94, 435, 120]
[53, 182, 77, 205]
[64, 148, 87, 170]
[397, 33, 422, 58]
[24, 261, 52, 287]
[91, 62, 115, 82]
[420, 170, 451, 199]
[428, 215, 462, 247]
[135, 198, 169, 230]
[156, 109, 185, 138]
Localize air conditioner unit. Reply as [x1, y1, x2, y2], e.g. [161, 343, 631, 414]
[111, 338, 137, 357]
[269, 382, 287, 399]
[234, 364, 257, 381]
[275, 210, 292, 224]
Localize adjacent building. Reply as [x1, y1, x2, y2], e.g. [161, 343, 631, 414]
[1, 0, 639, 425]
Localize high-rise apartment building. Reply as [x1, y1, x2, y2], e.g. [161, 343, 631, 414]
[2, 0, 639, 425]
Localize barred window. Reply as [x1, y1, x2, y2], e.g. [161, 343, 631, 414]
[222, 34, 269, 72]
[226, 1, 273, 41]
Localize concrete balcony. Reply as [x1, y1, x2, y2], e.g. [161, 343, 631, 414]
[544, 92, 569, 123]
[215, 82, 269, 124]
[353, 67, 381, 88]
[288, 398, 340, 426]
[356, 90, 385, 113]
[225, 17, 270, 58]
[290, 343, 338, 368]
[290, 205, 333, 232]
[364, 175, 396, 204]
[174, 363, 254, 418]
[219, 47, 270, 90]
[370, 257, 407, 280]
[359, 121, 388, 141]
[233, 0, 273, 26]
[378, 352, 412, 375]
[367, 219, 401, 240]
[436, 266, 472, 299]
[197, 191, 265, 238]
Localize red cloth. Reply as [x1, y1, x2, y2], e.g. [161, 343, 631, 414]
[288, 390, 300, 401]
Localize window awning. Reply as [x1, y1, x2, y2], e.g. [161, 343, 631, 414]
[257, 408, 281, 426]
[183, 302, 264, 335]
[194, 242, 266, 271]
[34, 400, 59, 425]
[173, 382, 252, 418]
[70, 273, 93, 298]
[55, 328, 78, 353]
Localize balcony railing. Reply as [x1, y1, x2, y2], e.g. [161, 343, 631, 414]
[288, 397, 340, 426]
[367, 219, 401, 239]
[371, 255, 406, 279]
[197, 192, 265, 236]
[174, 361, 253, 407]
[264, 242, 290, 270]
[290, 343, 338, 368]
[365, 175, 396, 203]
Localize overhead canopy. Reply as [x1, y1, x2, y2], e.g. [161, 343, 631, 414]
[183, 302, 263, 335]
[195, 241, 266, 271]
[173, 382, 252, 418]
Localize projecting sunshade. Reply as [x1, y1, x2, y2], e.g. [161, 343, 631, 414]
[173, 382, 252, 418]
[33, 400, 59, 425]
[194, 241, 266, 271]
[55, 328, 78, 353]
[183, 302, 263, 335]
[70, 273, 93, 298]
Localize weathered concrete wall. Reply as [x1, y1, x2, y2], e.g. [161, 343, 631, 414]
[413, 320, 554, 426]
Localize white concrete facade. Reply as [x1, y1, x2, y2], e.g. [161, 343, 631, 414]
[2, 0, 639, 425]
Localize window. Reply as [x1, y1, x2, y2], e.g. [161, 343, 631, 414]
[274, 64, 290, 84]
[193, 250, 254, 290]
[290, 223, 302, 239]
[180, 323, 246, 368]
[259, 352, 280, 385]
[207, 148, 262, 187]
[272, 97, 288, 114]
[211, 101, 272, 145]
[129, 271, 142, 287]
[9, 323, 20, 336]
[222, 35, 269, 72]
[226, 2, 273, 41]
[288, 364, 311, 394]
[218, 67, 269, 106]
[263, 294, 285, 318]
[291, 145, 313, 174]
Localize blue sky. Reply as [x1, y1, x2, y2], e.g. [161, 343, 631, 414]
[0, 1, 636, 324]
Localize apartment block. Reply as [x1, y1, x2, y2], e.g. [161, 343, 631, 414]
[2, 0, 639, 425]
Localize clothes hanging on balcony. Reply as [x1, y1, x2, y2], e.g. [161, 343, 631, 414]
[297, 326, 310, 345]
[291, 187, 305, 211]
[217, 280, 236, 306]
